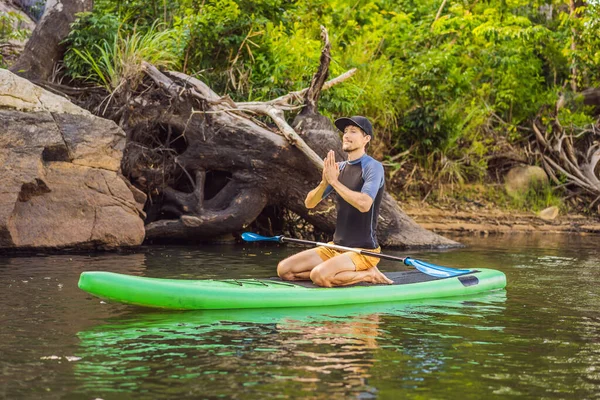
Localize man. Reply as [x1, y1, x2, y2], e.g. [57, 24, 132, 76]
[277, 116, 393, 287]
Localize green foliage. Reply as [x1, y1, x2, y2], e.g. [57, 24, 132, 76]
[63, 12, 122, 79]
[62, 0, 600, 195]
[0, 11, 30, 67]
[171, 0, 292, 98]
[563, 1, 600, 88]
[422, 181, 563, 214]
[389, 2, 558, 154]
[65, 18, 181, 92]
[506, 182, 563, 212]
[0, 11, 29, 41]
[557, 105, 596, 131]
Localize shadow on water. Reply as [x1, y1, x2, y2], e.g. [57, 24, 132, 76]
[74, 291, 507, 398]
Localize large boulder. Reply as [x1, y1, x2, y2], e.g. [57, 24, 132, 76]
[504, 165, 549, 196]
[0, 69, 146, 250]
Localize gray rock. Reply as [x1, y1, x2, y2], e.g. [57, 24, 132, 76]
[0, 69, 145, 250]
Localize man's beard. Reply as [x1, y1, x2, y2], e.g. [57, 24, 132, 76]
[342, 142, 360, 152]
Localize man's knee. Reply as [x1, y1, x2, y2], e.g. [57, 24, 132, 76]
[277, 259, 296, 281]
[277, 260, 288, 279]
[310, 266, 332, 287]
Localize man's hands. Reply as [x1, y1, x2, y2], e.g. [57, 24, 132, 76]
[309, 149, 373, 212]
[307, 150, 339, 209]
[323, 150, 374, 213]
[322, 150, 339, 184]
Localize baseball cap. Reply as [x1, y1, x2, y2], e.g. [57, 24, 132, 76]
[334, 116, 373, 137]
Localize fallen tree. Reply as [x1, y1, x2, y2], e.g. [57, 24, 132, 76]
[119, 28, 458, 248]
[10, 7, 458, 248]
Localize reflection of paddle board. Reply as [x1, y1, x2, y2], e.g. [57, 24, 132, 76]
[77, 290, 507, 344]
[74, 291, 506, 395]
[78, 269, 506, 310]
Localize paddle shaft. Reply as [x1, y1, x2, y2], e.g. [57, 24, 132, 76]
[280, 237, 408, 263]
[241, 232, 470, 277]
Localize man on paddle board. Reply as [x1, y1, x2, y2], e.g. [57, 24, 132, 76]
[278, 116, 393, 287]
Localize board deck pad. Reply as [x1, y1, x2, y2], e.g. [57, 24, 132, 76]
[269, 270, 448, 289]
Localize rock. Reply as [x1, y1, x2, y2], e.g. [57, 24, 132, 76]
[538, 206, 559, 221]
[0, 70, 88, 114]
[0, 69, 146, 251]
[504, 165, 549, 196]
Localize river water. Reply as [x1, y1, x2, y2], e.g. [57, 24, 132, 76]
[1, 234, 599, 399]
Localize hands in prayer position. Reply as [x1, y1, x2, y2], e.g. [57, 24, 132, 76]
[322, 150, 339, 185]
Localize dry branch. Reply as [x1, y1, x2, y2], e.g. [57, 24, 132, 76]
[533, 112, 600, 205]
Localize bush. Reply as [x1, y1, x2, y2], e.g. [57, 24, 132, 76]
[0, 11, 30, 67]
[65, 18, 181, 92]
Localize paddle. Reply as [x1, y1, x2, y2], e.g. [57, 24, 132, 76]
[241, 232, 472, 278]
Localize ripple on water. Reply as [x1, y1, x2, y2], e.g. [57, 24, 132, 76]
[1, 237, 600, 398]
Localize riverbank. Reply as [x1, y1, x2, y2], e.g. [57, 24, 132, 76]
[402, 199, 600, 236]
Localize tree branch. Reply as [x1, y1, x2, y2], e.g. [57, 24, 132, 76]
[236, 68, 356, 111]
[301, 25, 331, 115]
[432, 0, 449, 27]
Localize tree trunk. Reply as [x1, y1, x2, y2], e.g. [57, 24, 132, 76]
[122, 30, 458, 249]
[582, 87, 600, 115]
[568, 0, 578, 92]
[10, 0, 93, 81]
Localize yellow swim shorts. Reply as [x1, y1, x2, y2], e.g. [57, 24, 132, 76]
[314, 242, 381, 271]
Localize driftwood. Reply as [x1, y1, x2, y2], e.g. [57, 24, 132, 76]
[533, 96, 600, 209]
[124, 28, 458, 248]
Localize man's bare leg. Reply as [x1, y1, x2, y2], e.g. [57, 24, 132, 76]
[309, 254, 393, 287]
[277, 249, 324, 281]
[332, 266, 393, 286]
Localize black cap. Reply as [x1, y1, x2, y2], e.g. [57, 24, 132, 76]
[334, 116, 373, 138]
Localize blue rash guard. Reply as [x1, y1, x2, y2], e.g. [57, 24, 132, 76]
[322, 154, 385, 249]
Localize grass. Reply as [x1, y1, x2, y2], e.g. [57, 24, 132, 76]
[70, 21, 181, 93]
[394, 182, 565, 214]
[505, 183, 563, 213]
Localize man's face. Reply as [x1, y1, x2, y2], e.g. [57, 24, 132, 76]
[342, 125, 370, 152]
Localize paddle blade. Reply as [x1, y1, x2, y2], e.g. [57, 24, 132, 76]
[241, 232, 283, 242]
[404, 257, 472, 278]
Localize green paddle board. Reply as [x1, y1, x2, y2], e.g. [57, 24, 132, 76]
[78, 268, 506, 310]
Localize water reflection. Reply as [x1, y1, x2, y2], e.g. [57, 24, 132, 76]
[2, 234, 600, 399]
[74, 291, 506, 398]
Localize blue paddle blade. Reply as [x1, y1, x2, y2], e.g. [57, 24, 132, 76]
[404, 257, 472, 278]
[241, 232, 283, 242]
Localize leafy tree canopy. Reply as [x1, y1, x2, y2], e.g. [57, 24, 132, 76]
[62, 0, 600, 187]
